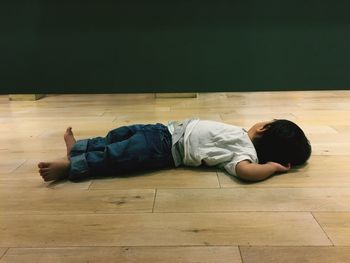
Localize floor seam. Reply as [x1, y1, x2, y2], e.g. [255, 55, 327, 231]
[311, 212, 335, 246]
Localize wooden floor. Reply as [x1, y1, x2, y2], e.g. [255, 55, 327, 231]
[1, 91, 350, 262]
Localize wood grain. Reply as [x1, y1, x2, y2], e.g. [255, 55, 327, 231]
[0, 246, 241, 263]
[0, 248, 8, 260]
[0, 213, 331, 247]
[90, 168, 220, 189]
[154, 188, 350, 212]
[240, 246, 350, 263]
[0, 189, 155, 214]
[313, 212, 350, 245]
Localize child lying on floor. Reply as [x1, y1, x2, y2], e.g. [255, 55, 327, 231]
[38, 119, 311, 182]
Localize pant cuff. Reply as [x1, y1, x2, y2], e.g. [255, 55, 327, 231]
[70, 139, 88, 157]
[69, 153, 89, 181]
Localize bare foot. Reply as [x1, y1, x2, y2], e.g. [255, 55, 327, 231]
[64, 127, 76, 156]
[38, 160, 70, 182]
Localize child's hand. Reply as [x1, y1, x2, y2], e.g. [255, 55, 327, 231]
[236, 160, 291, 182]
[267, 162, 291, 174]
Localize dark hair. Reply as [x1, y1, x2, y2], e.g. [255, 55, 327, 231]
[252, 120, 311, 166]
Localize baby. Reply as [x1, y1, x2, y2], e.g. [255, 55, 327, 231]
[38, 119, 311, 182]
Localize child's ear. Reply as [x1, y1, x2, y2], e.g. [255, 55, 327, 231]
[256, 126, 268, 134]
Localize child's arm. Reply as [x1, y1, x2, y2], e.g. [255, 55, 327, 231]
[235, 160, 291, 182]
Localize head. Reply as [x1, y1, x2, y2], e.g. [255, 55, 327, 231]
[249, 119, 311, 166]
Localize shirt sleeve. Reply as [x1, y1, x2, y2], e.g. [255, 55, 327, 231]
[223, 154, 258, 177]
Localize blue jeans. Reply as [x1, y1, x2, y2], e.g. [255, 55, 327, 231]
[68, 123, 174, 181]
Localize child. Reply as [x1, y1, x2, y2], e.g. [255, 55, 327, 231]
[38, 119, 311, 182]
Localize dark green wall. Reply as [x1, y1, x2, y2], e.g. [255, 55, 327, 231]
[1, 0, 350, 93]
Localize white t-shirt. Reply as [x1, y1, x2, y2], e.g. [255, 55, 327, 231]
[183, 120, 258, 176]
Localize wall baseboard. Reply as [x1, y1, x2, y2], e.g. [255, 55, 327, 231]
[155, 93, 197, 98]
[9, 94, 45, 101]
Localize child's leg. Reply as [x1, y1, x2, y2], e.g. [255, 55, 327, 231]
[38, 124, 174, 182]
[38, 125, 144, 182]
[68, 124, 174, 181]
[105, 125, 142, 144]
[68, 125, 143, 159]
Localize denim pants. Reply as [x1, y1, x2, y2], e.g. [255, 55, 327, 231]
[68, 123, 174, 181]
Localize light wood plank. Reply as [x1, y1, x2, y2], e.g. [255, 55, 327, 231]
[113, 112, 223, 124]
[0, 248, 8, 260]
[1, 109, 105, 118]
[13, 158, 70, 174]
[0, 159, 26, 174]
[0, 189, 155, 215]
[293, 110, 350, 125]
[298, 101, 350, 110]
[0, 117, 115, 129]
[0, 153, 64, 167]
[0, 176, 91, 190]
[240, 246, 350, 263]
[154, 188, 350, 212]
[313, 212, 350, 245]
[298, 124, 338, 134]
[90, 168, 220, 189]
[101, 105, 171, 115]
[332, 125, 350, 133]
[218, 156, 350, 188]
[220, 113, 296, 127]
[311, 143, 350, 156]
[0, 213, 331, 247]
[1, 246, 241, 263]
[308, 132, 350, 143]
